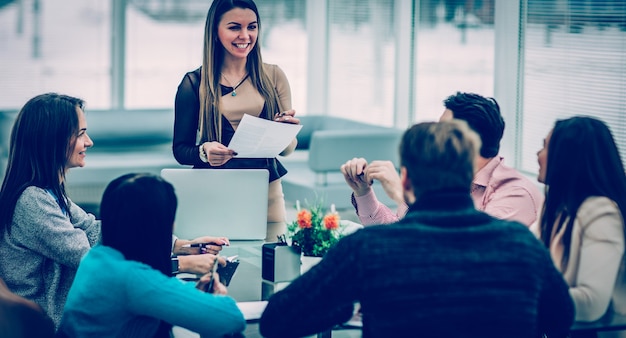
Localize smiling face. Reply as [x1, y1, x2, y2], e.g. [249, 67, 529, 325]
[217, 7, 258, 61]
[536, 129, 552, 183]
[65, 107, 93, 171]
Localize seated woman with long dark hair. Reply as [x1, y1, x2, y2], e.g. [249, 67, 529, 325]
[57, 173, 245, 337]
[535, 116, 626, 329]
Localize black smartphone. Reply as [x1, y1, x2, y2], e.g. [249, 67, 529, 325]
[217, 255, 240, 287]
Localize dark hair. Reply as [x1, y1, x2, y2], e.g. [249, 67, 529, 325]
[443, 92, 504, 158]
[0, 93, 84, 232]
[100, 173, 177, 277]
[199, 0, 282, 142]
[400, 120, 481, 198]
[540, 116, 626, 268]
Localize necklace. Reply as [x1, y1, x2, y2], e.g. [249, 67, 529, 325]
[221, 73, 248, 97]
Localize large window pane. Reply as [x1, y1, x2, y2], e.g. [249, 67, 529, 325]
[0, 0, 110, 110]
[414, 0, 495, 123]
[327, 0, 396, 126]
[520, 0, 626, 175]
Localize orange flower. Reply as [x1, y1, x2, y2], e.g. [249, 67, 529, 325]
[323, 213, 340, 230]
[297, 210, 312, 229]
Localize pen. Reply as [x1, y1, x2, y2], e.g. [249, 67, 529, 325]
[182, 242, 228, 248]
[181, 243, 206, 248]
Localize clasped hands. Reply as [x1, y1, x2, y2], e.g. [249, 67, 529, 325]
[340, 157, 404, 205]
[201, 109, 299, 167]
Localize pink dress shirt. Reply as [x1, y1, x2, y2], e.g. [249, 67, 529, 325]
[353, 157, 543, 227]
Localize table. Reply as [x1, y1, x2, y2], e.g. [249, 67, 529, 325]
[570, 311, 626, 334]
[173, 241, 361, 338]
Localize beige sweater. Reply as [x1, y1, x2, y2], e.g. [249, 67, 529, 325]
[533, 196, 626, 326]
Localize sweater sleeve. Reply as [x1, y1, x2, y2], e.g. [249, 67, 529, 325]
[125, 266, 246, 337]
[173, 71, 205, 166]
[353, 190, 404, 226]
[569, 198, 625, 321]
[260, 236, 357, 337]
[11, 187, 94, 268]
[68, 200, 100, 246]
[536, 244, 575, 336]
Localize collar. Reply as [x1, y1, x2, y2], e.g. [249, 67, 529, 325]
[473, 156, 503, 188]
[408, 188, 475, 213]
[403, 189, 492, 227]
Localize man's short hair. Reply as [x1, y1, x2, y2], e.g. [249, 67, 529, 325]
[400, 120, 481, 197]
[443, 92, 504, 158]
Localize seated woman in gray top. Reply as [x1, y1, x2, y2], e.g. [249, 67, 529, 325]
[0, 93, 101, 329]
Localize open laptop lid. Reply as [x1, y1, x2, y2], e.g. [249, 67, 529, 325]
[161, 168, 269, 241]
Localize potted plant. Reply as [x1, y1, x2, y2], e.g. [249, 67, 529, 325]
[287, 201, 343, 273]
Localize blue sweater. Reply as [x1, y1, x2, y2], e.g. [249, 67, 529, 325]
[57, 245, 246, 337]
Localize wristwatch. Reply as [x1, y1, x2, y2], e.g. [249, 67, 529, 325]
[171, 257, 179, 274]
[199, 144, 208, 163]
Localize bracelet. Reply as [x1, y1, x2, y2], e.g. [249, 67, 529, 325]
[199, 143, 208, 163]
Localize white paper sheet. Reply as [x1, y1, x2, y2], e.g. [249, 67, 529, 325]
[237, 301, 268, 321]
[227, 114, 302, 158]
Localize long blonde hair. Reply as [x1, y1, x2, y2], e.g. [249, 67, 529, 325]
[199, 0, 282, 143]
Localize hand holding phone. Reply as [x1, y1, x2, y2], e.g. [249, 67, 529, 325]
[204, 256, 219, 293]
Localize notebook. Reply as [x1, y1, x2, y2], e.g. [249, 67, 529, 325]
[160, 168, 269, 241]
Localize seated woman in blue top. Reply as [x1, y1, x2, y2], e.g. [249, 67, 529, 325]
[57, 173, 246, 337]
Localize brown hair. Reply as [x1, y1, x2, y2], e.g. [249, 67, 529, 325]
[399, 120, 481, 198]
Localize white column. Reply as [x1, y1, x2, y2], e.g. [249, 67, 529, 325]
[305, 0, 329, 116]
[494, 0, 523, 166]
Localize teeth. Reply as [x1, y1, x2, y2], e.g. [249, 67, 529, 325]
[236, 44, 248, 49]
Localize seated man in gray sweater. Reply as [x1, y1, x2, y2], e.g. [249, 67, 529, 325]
[260, 120, 574, 338]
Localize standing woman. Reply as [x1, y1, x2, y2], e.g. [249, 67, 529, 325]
[536, 116, 626, 326]
[173, 0, 299, 242]
[0, 93, 101, 329]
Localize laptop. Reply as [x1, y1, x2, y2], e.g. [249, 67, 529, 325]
[160, 168, 269, 241]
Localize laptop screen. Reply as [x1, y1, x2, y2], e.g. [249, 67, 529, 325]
[161, 168, 269, 241]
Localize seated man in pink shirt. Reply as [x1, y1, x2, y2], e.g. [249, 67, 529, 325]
[342, 92, 543, 227]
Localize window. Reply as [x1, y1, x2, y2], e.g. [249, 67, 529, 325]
[519, 0, 626, 174]
[326, 0, 396, 126]
[414, 0, 495, 123]
[0, 0, 110, 109]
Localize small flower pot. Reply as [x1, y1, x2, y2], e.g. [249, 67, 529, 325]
[300, 255, 323, 275]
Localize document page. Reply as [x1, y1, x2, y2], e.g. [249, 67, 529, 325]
[227, 114, 302, 158]
[237, 301, 268, 321]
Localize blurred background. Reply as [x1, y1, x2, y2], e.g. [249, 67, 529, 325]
[0, 0, 625, 213]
